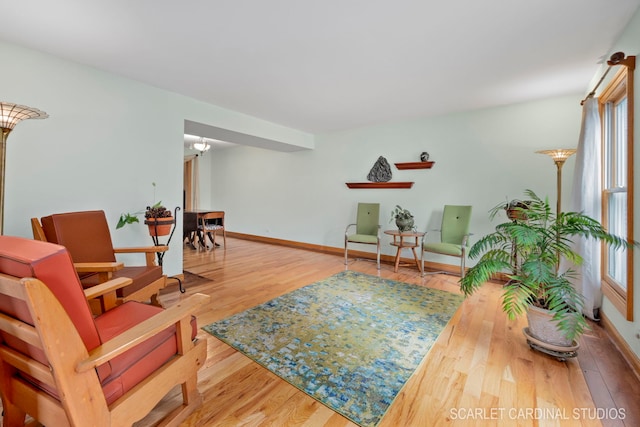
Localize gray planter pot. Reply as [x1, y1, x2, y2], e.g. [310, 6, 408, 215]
[395, 217, 414, 232]
[526, 305, 575, 347]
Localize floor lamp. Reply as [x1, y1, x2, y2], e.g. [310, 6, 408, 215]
[536, 148, 577, 215]
[0, 102, 49, 234]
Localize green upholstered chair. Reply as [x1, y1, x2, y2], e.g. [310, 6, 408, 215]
[344, 203, 381, 269]
[421, 205, 472, 277]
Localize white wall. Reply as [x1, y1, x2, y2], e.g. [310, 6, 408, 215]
[0, 41, 312, 275]
[209, 95, 581, 265]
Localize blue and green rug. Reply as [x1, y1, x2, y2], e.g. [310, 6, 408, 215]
[203, 270, 463, 426]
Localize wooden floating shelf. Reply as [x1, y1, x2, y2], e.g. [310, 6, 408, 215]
[345, 182, 414, 189]
[394, 161, 435, 170]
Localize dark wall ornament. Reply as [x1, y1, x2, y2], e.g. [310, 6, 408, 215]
[420, 151, 430, 162]
[367, 156, 392, 182]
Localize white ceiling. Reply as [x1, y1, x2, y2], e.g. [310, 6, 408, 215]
[1, 0, 639, 133]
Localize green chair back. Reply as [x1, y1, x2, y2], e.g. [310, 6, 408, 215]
[441, 205, 472, 245]
[355, 203, 380, 236]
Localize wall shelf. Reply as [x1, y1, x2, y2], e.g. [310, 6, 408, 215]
[345, 182, 414, 189]
[394, 161, 435, 170]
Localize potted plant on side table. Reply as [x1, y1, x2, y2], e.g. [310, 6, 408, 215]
[390, 205, 415, 232]
[459, 189, 635, 360]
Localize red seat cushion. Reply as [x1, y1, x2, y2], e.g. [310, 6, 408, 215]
[113, 266, 163, 298]
[95, 302, 198, 404]
[80, 265, 164, 298]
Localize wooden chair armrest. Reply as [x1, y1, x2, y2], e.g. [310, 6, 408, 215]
[77, 293, 210, 372]
[113, 246, 169, 254]
[114, 246, 169, 266]
[74, 262, 124, 273]
[83, 277, 133, 300]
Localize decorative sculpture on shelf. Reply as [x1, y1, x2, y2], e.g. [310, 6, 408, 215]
[367, 156, 392, 182]
[420, 151, 430, 162]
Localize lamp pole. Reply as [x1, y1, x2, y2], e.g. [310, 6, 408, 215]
[536, 149, 577, 215]
[0, 103, 48, 234]
[537, 148, 577, 273]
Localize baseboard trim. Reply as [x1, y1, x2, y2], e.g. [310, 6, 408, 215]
[226, 231, 461, 275]
[600, 311, 640, 381]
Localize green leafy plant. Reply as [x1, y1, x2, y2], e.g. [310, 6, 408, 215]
[389, 205, 413, 222]
[460, 189, 635, 342]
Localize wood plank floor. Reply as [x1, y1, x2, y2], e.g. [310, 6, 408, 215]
[135, 237, 639, 427]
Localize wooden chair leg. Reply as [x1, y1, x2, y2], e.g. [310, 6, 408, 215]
[160, 376, 203, 427]
[1, 398, 27, 427]
[150, 292, 162, 307]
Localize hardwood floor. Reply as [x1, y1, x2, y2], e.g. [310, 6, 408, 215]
[136, 237, 640, 427]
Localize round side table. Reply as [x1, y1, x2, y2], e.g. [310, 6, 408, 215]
[384, 230, 425, 273]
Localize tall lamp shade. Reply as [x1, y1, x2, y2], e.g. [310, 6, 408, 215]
[0, 102, 49, 234]
[536, 148, 577, 215]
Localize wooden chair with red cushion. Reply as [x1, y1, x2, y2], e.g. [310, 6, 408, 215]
[0, 235, 209, 426]
[31, 210, 168, 311]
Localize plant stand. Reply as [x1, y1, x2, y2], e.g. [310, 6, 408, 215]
[148, 206, 185, 293]
[523, 328, 579, 362]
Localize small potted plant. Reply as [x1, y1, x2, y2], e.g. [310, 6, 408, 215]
[117, 183, 175, 236]
[390, 205, 415, 232]
[143, 204, 174, 236]
[505, 199, 531, 221]
[459, 190, 635, 357]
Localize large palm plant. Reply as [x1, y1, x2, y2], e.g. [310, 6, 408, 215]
[460, 190, 632, 342]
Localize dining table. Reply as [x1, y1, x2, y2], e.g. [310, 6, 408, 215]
[184, 209, 225, 249]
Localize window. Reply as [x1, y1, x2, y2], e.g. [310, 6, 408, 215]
[599, 58, 635, 321]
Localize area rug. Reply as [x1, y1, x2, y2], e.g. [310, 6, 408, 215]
[182, 270, 211, 285]
[203, 270, 463, 427]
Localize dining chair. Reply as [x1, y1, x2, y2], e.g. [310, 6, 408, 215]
[198, 211, 226, 249]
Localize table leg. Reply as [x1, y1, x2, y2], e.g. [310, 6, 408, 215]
[394, 247, 402, 272]
[185, 232, 197, 250]
[197, 230, 207, 249]
[411, 247, 421, 272]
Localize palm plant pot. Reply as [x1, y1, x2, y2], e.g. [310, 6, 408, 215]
[144, 216, 174, 237]
[526, 305, 577, 348]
